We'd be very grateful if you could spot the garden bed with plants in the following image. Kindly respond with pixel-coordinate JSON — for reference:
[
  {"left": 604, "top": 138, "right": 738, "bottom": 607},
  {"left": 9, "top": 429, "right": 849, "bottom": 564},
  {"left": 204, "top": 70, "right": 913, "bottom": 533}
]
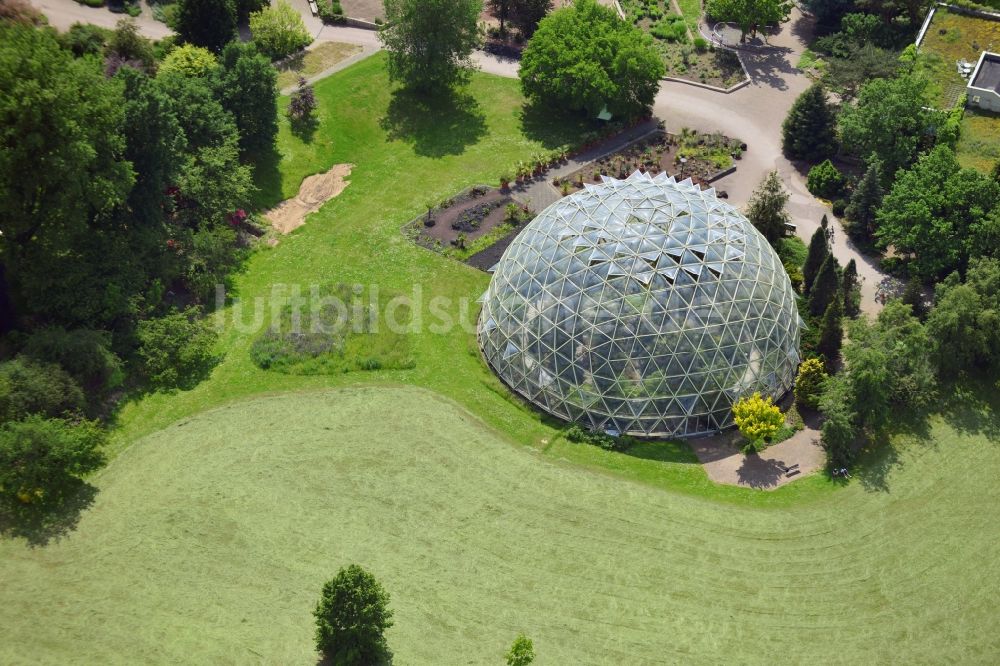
[
  {"left": 554, "top": 128, "right": 745, "bottom": 196},
  {"left": 403, "top": 185, "right": 535, "bottom": 263},
  {"left": 620, "top": 0, "right": 747, "bottom": 88}
]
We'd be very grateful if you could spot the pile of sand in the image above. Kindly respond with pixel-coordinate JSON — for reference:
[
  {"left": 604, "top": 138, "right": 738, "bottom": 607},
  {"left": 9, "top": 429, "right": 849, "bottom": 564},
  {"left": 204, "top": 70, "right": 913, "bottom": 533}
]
[{"left": 264, "top": 164, "right": 353, "bottom": 234}]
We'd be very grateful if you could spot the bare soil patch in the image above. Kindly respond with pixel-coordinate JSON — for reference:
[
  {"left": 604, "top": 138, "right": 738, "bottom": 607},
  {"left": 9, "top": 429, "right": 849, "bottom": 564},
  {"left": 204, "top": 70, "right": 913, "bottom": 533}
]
[{"left": 264, "top": 164, "right": 353, "bottom": 234}]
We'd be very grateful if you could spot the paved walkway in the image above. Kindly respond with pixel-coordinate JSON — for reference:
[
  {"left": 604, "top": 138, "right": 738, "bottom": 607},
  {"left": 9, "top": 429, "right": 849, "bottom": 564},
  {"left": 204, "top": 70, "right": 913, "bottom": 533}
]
[{"left": 688, "top": 426, "right": 825, "bottom": 490}]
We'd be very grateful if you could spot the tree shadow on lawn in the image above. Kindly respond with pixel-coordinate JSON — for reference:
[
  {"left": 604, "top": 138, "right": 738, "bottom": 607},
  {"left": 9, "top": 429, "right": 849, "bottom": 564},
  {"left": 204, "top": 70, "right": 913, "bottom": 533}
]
[
  {"left": 250, "top": 144, "right": 284, "bottom": 210},
  {"left": 517, "top": 101, "right": 601, "bottom": 151},
  {"left": 380, "top": 87, "right": 487, "bottom": 158},
  {"left": 940, "top": 377, "right": 1000, "bottom": 444},
  {"left": 624, "top": 439, "right": 700, "bottom": 464},
  {"left": 0, "top": 481, "right": 98, "bottom": 547}
]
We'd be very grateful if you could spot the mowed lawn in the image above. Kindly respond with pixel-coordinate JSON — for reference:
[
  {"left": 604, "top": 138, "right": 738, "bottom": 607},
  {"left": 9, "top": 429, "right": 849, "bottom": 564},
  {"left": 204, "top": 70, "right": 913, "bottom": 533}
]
[{"left": 2, "top": 387, "right": 998, "bottom": 663}]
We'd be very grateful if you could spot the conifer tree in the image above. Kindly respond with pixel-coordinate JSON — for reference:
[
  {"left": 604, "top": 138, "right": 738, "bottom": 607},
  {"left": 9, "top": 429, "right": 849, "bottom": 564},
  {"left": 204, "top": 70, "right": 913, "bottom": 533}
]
[
  {"left": 781, "top": 83, "right": 837, "bottom": 162},
  {"left": 842, "top": 258, "right": 860, "bottom": 317},
  {"left": 745, "top": 171, "right": 790, "bottom": 245},
  {"left": 845, "top": 154, "right": 883, "bottom": 241},
  {"left": 176, "top": 0, "right": 237, "bottom": 54},
  {"left": 803, "top": 225, "right": 829, "bottom": 295},
  {"left": 808, "top": 253, "right": 840, "bottom": 317},
  {"left": 817, "top": 299, "right": 844, "bottom": 367}
]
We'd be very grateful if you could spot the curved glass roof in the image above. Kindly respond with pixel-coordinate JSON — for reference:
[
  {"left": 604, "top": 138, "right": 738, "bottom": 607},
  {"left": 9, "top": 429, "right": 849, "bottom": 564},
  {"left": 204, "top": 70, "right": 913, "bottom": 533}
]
[{"left": 478, "top": 172, "right": 802, "bottom": 438}]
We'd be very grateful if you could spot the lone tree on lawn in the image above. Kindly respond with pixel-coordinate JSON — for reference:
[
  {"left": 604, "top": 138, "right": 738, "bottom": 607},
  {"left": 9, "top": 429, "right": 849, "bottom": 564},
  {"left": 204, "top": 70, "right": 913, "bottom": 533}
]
[
  {"left": 817, "top": 299, "right": 844, "bottom": 367},
  {"left": 802, "top": 224, "right": 829, "bottom": 295},
  {"left": 380, "top": 0, "right": 482, "bottom": 94},
  {"left": 745, "top": 170, "right": 789, "bottom": 245},
  {"left": 505, "top": 633, "right": 536, "bottom": 666},
  {"left": 732, "top": 392, "right": 784, "bottom": 452},
  {"left": 706, "top": 0, "right": 792, "bottom": 43},
  {"left": 176, "top": 0, "right": 237, "bottom": 54},
  {"left": 808, "top": 253, "right": 841, "bottom": 317},
  {"left": 845, "top": 154, "right": 883, "bottom": 242},
  {"left": 314, "top": 564, "right": 393, "bottom": 664},
  {"left": 782, "top": 83, "right": 837, "bottom": 162},
  {"left": 520, "top": 0, "right": 663, "bottom": 120}
]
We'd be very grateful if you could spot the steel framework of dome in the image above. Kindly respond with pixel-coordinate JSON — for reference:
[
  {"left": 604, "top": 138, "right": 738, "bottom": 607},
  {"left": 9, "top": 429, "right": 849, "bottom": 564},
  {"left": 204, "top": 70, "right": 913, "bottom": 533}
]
[{"left": 477, "top": 171, "right": 803, "bottom": 438}]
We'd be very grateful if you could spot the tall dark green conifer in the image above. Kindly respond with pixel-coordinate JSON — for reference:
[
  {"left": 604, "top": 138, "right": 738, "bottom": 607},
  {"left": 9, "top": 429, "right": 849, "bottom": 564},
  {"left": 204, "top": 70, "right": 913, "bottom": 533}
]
[
  {"left": 781, "top": 83, "right": 838, "bottom": 162},
  {"left": 817, "top": 299, "right": 844, "bottom": 367},
  {"left": 846, "top": 154, "right": 883, "bottom": 241},
  {"left": 842, "top": 258, "right": 860, "bottom": 317},
  {"left": 803, "top": 225, "right": 829, "bottom": 295},
  {"left": 809, "top": 253, "right": 841, "bottom": 317}
]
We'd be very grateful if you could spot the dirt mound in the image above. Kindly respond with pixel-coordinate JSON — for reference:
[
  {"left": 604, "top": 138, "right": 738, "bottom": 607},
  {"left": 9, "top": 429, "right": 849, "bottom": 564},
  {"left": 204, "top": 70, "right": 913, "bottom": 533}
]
[{"left": 265, "top": 164, "right": 353, "bottom": 234}]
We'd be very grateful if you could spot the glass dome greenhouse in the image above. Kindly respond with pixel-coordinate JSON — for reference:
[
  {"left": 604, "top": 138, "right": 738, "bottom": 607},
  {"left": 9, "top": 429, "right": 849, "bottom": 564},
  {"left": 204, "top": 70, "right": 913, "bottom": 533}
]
[{"left": 478, "top": 172, "right": 803, "bottom": 439}]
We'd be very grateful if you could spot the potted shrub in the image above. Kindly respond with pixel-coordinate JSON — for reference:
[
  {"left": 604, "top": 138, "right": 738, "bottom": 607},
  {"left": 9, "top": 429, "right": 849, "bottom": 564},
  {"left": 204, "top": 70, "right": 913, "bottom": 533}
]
[{"left": 499, "top": 173, "right": 511, "bottom": 190}]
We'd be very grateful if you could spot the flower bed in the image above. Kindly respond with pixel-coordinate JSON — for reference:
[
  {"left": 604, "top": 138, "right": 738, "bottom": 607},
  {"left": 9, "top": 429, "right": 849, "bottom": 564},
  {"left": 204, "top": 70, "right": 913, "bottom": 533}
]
[{"left": 554, "top": 128, "right": 745, "bottom": 195}]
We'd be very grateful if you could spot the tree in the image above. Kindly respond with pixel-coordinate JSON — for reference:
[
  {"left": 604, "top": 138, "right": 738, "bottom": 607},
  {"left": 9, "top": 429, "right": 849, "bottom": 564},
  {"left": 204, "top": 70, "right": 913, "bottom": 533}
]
[
  {"left": 802, "top": 226, "right": 829, "bottom": 295},
  {"left": 794, "top": 358, "right": 828, "bottom": 410},
  {"left": 0, "top": 25, "right": 133, "bottom": 325},
  {"left": 380, "top": 0, "right": 482, "bottom": 94},
  {"left": 105, "top": 18, "right": 155, "bottom": 73},
  {"left": 0, "top": 416, "right": 105, "bottom": 505},
  {"left": 136, "top": 307, "right": 219, "bottom": 390},
  {"left": 991, "top": 159, "right": 1000, "bottom": 184},
  {"left": 817, "top": 299, "right": 844, "bottom": 366},
  {"left": 511, "top": 0, "right": 551, "bottom": 37},
  {"left": 856, "top": 0, "right": 933, "bottom": 26},
  {"left": 314, "top": 564, "right": 393, "bottom": 664},
  {"left": 839, "top": 74, "right": 932, "bottom": 183},
  {"left": 781, "top": 84, "right": 837, "bottom": 162},
  {"left": 875, "top": 145, "right": 1000, "bottom": 280},
  {"left": 520, "top": 0, "right": 663, "bottom": 120},
  {"left": 20, "top": 328, "right": 123, "bottom": 395},
  {"left": 808, "top": 253, "right": 840, "bottom": 317},
  {"left": 0, "top": 358, "right": 86, "bottom": 422},
  {"left": 806, "top": 159, "right": 845, "bottom": 199},
  {"left": 59, "top": 23, "right": 111, "bottom": 57},
  {"left": 706, "top": 0, "right": 792, "bottom": 42},
  {"left": 926, "top": 259, "right": 1000, "bottom": 377},
  {"left": 819, "top": 374, "right": 858, "bottom": 468},
  {"left": 841, "top": 258, "right": 860, "bottom": 317},
  {"left": 215, "top": 41, "right": 279, "bottom": 154},
  {"left": 900, "top": 277, "right": 927, "bottom": 320},
  {"left": 249, "top": 0, "right": 312, "bottom": 61},
  {"left": 744, "top": 171, "right": 789, "bottom": 245},
  {"left": 288, "top": 77, "right": 317, "bottom": 123},
  {"left": 845, "top": 154, "right": 883, "bottom": 242},
  {"left": 732, "top": 392, "right": 784, "bottom": 450},
  {"left": 506, "top": 634, "right": 535, "bottom": 666},
  {"left": 801, "top": 0, "right": 856, "bottom": 30},
  {"left": 175, "top": 0, "right": 237, "bottom": 54},
  {"left": 488, "top": 0, "right": 514, "bottom": 35},
  {"left": 824, "top": 44, "right": 900, "bottom": 100},
  {"left": 159, "top": 44, "right": 219, "bottom": 78}
]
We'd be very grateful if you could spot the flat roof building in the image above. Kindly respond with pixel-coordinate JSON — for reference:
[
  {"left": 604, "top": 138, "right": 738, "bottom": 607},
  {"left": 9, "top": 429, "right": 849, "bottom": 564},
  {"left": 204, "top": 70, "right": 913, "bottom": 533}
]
[{"left": 968, "top": 52, "right": 1000, "bottom": 112}]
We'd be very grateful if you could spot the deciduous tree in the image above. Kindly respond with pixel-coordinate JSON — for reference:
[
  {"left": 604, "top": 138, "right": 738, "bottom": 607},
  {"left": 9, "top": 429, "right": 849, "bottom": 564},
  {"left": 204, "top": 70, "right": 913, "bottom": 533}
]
[
  {"left": 314, "top": 564, "right": 394, "bottom": 663},
  {"left": 875, "top": 145, "right": 1000, "bottom": 280},
  {"left": 215, "top": 41, "right": 279, "bottom": 154},
  {"left": 706, "top": 0, "right": 792, "bottom": 42},
  {"left": 520, "top": 0, "right": 663, "bottom": 120},
  {"left": 732, "top": 392, "right": 784, "bottom": 451},
  {"left": 249, "top": 0, "right": 313, "bottom": 61},
  {"left": 839, "top": 74, "right": 932, "bottom": 183},
  {"left": 506, "top": 634, "right": 535, "bottom": 666},
  {"left": 380, "top": 0, "right": 482, "bottom": 93}
]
